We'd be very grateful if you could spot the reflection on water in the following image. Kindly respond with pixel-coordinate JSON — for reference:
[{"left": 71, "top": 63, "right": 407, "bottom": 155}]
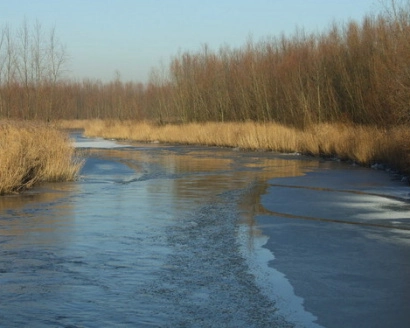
[
  {"left": 0, "top": 183, "right": 78, "bottom": 248},
  {"left": 86, "top": 145, "right": 320, "bottom": 203},
  {"left": 0, "top": 135, "right": 325, "bottom": 327}
]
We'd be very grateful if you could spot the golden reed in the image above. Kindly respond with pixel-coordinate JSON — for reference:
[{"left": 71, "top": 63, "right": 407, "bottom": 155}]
[
  {"left": 59, "top": 119, "right": 410, "bottom": 175},
  {"left": 0, "top": 121, "right": 83, "bottom": 195}
]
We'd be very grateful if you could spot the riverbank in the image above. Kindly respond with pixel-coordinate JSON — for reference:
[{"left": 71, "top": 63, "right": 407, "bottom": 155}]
[
  {"left": 58, "top": 119, "right": 410, "bottom": 177},
  {"left": 0, "top": 121, "right": 83, "bottom": 195}
]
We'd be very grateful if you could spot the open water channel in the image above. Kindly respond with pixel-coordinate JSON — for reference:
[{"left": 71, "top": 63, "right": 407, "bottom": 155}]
[{"left": 1, "top": 132, "right": 410, "bottom": 327}]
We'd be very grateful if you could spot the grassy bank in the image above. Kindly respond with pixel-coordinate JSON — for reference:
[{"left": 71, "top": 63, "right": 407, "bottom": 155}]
[
  {"left": 0, "top": 121, "right": 83, "bottom": 195},
  {"left": 61, "top": 119, "right": 410, "bottom": 175},
  {"left": 2, "top": 4, "right": 410, "bottom": 181}
]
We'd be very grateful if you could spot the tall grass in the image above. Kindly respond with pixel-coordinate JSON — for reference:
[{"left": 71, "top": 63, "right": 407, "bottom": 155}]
[
  {"left": 0, "top": 121, "right": 83, "bottom": 195},
  {"left": 2, "top": 3, "right": 410, "bottom": 179},
  {"left": 77, "top": 120, "right": 410, "bottom": 174}
]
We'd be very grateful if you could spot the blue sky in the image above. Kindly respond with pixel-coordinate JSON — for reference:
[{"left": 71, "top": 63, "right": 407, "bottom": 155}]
[{"left": 0, "top": 0, "right": 379, "bottom": 82}]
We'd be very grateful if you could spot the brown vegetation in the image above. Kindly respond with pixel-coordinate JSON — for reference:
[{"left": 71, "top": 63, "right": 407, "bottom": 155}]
[
  {"left": 70, "top": 119, "right": 409, "bottom": 174},
  {"left": 0, "top": 121, "right": 83, "bottom": 195},
  {"left": 1, "top": 2, "right": 410, "bottom": 185},
  {"left": 1, "top": 3, "right": 410, "bottom": 126}
]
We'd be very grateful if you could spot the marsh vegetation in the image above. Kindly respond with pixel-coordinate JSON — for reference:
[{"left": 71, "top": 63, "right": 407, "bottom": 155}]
[
  {"left": 61, "top": 119, "right": 408, "bottom": 174},
  {"left": 0, "top": 121, "right": 82, "bottom": 195},
  {"left": 1, "top": 1, "right": 410, "bottom": 193}
]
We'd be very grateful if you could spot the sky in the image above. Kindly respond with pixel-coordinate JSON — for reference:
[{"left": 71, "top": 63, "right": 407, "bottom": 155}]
[{"left": 0, "top": 0, "right": 381, "bottom": 83}]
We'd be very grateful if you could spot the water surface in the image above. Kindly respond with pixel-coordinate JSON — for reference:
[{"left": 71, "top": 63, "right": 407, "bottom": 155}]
[{"left": 0, "top": 133, "right": 409, "bottom": 327}]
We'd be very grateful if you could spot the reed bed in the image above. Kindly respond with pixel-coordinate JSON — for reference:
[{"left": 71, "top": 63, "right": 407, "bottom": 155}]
[
  {"left": 73, "top": 119, "right": 409, "bottom": 175},
  {"left": 0, "top": 121, "right": 83, "bottom": 195}
]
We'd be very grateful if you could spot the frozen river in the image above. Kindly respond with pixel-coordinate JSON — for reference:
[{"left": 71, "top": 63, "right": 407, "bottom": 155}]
[{"left": 0, "top": 132, "right": 409, "bottom": 327}]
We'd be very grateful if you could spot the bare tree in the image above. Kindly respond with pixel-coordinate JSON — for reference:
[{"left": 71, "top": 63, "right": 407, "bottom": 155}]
[
  {"left": 31, "top": 20, "right": 46, "bottom": 84},
  {"left": 16, "top": 19, "right": 30, "bottom": 86},
  {"left": 48, "top": 25, "right": 68, "bottom": 84}
]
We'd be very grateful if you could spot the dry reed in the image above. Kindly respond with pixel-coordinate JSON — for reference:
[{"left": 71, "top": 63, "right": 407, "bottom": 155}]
[
  {"left": 0, "top": 121, "right": 83, "bottom": 195},
  {"left": 69, "top": 119, "right": 409, "bottom": 174}
]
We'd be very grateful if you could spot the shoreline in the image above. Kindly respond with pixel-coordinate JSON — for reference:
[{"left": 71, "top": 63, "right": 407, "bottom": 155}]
[{"left": 58, "top": 119, "right": 410, "bottom": 182}]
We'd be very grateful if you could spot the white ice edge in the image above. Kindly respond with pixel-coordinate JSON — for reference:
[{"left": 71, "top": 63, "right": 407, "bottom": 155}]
[
  {"left": 238, "top": 225, "right": 325, "bottom": 328},
  {"left": 74, "top": 138, "right": 131, "bottom": 149}
]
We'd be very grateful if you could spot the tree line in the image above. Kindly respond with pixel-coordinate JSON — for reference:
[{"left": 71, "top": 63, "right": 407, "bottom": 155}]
[
  {"left": 0, "top": 20, "right": 68, "bottom": 119},
  {"left": 1, "top": 2, "right": 410, "bottom": 127}
]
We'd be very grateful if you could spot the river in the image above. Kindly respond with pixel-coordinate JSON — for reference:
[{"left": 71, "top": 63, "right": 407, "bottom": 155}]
[{"left": 0, "top": 132, "right": 409, "bottom": 327}]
